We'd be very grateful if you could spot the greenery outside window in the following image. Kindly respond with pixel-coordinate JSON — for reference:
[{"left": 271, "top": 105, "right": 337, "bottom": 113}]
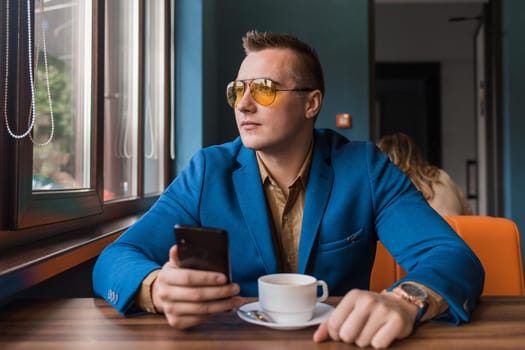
[{"left": 32, "top": 0, "right": 92, "bottom": 192}]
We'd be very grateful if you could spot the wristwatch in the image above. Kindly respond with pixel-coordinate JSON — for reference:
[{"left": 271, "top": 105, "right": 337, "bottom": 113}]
[{"left": 392, "top": 282, "right": 429, "bottom": 323}]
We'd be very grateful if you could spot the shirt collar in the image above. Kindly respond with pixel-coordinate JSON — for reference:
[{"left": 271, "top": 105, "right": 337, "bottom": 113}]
[{"left": 256, "top": 141, "right": 313, "bottom": 188}]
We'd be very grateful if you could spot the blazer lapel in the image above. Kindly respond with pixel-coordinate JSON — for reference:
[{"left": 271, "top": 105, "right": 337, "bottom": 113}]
[
  {"left": 233, "top": 147, "right": 279, "bottom": 274},
  {"left": 298, "top": 134, "right": 333, "bottom": 273}
]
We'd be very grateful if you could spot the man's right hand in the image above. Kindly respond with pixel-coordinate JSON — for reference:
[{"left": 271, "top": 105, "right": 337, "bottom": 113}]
[{"left": 152, "top": 245, "right": 244, "bottom": 329}]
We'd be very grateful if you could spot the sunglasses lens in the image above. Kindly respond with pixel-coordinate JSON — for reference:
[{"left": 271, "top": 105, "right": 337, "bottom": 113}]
[
  {"left": 251, "top": 79, "right": 276, "bottom": 106},
  {"left": 226, "top": 79, "right": 277, "bottom": 108},
  {"left": 226, "top": 81, "right": 245, "bottom": 108}
]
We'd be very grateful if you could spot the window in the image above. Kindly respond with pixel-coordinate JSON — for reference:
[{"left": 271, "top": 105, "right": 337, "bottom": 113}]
[
  {"left": 104, "top": 0, "right": 140, "bottom": 200},
  {"left": 104, "top": 0, "right": 167, "bottom": 201},
  {"left": 32, "top": 0, "right": 92, "bottom": 191},
  {"left": 143, "top": 0, "right": 167, "bottom": 196},
  {"left": 0, "top": 0, "right": 172, "bottom": 246}
]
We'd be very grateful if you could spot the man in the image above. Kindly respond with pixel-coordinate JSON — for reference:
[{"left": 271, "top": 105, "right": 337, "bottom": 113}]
[{"left": 93, "top": 30, "right": 483, "bottom": 348}]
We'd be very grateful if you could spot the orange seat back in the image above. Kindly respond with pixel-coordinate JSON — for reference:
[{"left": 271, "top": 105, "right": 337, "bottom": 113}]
[
  {"left": 370, "top": 241, "right": 407, "bottom": 292},
  {"left": 445, "top": 215, "right": 525, "bottom": 296},
  {"left": 370, "top": 216, "right": 525, "bottom": 296},
  {"left": 370, "top": 240, "right": 397, "bottom": 292}
]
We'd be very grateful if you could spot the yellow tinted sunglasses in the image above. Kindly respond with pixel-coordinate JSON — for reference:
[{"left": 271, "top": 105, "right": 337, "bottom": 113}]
[{"left": 226, "top": 78, "right": 315, "bottom": 108}]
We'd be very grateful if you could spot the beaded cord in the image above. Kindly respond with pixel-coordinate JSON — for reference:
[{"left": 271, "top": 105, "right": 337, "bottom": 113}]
[{"left": 3, "top": 0, "right": 54, "bottom": 146}]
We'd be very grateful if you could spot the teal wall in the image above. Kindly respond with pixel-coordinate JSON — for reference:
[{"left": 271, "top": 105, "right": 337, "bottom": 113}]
[
  {"left": 502, "top": 0, "right": 525, "bottom": 265},
  {"left": 212, "top": 0, "right": 370, "bottom": 144},
  {"left": 175, "top": 0, "right": 370, "bottom": 172},
  {"left": 174, "top": 0, "right": 204, "bottom": 171}
]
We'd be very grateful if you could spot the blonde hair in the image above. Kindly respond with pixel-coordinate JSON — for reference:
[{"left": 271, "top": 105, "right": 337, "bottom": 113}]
[{"left": 377, "top": 133, "right": 441, "bottom": 201}]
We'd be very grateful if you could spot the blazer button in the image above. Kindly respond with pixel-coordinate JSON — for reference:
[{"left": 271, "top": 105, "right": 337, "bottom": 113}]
[{"left": 107, "top": 290, "right": 116, "bottom": 303}]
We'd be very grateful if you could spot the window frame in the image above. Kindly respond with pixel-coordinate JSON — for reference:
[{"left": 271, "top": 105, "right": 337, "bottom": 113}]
[{"left": 0, "top": 0, "right": 172, "bottom": 249}]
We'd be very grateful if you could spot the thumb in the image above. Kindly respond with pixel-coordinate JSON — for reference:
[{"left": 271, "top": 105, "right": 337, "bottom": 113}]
[
  {"left": 313, "top": 320, "right": 329, "bottom": 343},
  {"left": 169, "top": 244, "right": 181, "bottom": 267}
]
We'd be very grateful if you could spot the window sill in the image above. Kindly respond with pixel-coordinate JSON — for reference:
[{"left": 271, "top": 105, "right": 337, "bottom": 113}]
[{"left": 0, "top": 214, "right": 142, "bottom": 302}]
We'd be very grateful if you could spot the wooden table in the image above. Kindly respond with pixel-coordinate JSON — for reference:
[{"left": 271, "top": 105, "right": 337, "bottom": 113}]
[{"left": 1, "top": 297, "right": 524, "bottom": 349}]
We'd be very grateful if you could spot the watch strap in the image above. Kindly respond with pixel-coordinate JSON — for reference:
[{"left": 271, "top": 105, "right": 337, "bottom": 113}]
[
  {"left": 415, "top": 299, "right": 429, "bottom": 324},
  {"left": 391, "top": 282, "right": 429, "bottom": 325}
]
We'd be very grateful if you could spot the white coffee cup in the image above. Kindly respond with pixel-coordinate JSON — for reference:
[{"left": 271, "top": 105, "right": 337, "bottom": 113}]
[{"left": 258, "top": 273, "right": 329, "bottom": 324}]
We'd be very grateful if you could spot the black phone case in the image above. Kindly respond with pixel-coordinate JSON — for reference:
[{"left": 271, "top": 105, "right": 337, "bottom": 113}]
[{"left": 174, "top": 225, "right": 231, "bottom": 282}]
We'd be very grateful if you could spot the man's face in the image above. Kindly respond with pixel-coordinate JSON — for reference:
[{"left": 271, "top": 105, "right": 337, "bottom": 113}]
[{"left": 233, "top": 48, "right": 315, "bottom": 153}]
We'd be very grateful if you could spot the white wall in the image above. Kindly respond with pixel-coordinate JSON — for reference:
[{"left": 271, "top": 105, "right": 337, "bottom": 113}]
[
  {"left": 375, "top": 2, "right": 483, "bottom": 198},
  {"left": 441, "top": 60, "right": 476, "bottom": 191}
]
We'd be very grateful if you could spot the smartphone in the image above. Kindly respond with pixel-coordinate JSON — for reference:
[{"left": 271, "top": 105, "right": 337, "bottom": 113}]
[{"left": 174, "top": 224, "right": 231, "bottom": 283}]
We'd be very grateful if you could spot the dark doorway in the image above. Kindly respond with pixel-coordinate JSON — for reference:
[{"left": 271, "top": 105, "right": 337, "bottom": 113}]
[{"left": 375, "top": 63, "right": 441, "bottom": 167}]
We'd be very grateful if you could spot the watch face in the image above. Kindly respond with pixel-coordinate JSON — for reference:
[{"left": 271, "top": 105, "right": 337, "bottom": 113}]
[{"left": 401, "top": 283, "right": 427, "bottom": 299}]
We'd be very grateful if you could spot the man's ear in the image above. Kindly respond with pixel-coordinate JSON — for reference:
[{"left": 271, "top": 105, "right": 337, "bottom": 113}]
[{"left": 305, "top": 90, "right": 323, "bottom": 120}]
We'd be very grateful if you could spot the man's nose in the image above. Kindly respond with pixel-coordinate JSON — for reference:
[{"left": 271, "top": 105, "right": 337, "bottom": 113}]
[{"left": 235, "top": 85, "right": 255, "bottom": 110}]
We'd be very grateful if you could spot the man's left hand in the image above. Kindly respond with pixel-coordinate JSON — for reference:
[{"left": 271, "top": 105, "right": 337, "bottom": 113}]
[{"left": 313, "top": 289, "right": 419, "bottom": 348}]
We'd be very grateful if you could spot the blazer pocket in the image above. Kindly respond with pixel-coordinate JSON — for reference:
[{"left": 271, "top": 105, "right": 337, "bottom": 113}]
[{"left": 318, "top": 228, "right": 365, "bottom": 253}]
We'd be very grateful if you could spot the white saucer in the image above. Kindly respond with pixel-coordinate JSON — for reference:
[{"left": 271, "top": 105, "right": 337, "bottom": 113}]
[{"left": 237, "top": 301, "right": 334, "bottom": 331}]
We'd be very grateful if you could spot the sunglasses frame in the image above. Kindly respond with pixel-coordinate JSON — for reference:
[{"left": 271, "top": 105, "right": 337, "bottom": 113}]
[{"left": 226, "top": 78, "right": 315, "bottom": 108}]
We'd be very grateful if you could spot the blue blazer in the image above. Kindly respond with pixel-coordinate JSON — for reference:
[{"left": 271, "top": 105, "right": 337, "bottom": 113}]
[{"left": 93, "top": 129, "right": 484, "bottom": 324}]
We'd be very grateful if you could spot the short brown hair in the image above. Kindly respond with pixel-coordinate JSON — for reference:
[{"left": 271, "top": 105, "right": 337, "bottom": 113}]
[{"left": 242, "top": 30, "right": 325, "bottom": 97}]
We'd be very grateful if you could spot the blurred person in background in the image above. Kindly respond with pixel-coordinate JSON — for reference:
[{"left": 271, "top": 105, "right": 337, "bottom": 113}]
[{"left": 377, "top": 132, "right": 472, "bottom": 216}]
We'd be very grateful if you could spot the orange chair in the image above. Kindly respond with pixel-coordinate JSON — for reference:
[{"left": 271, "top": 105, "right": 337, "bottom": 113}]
[
  {"left": 445, "top": 215, "right": 525, "bottom": 296},
  {"left": 370, "top": 216, "right": 525, "bottom": 296},
  {"left": 370, "top": 240, "right": 397, "bottom": 292}
]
